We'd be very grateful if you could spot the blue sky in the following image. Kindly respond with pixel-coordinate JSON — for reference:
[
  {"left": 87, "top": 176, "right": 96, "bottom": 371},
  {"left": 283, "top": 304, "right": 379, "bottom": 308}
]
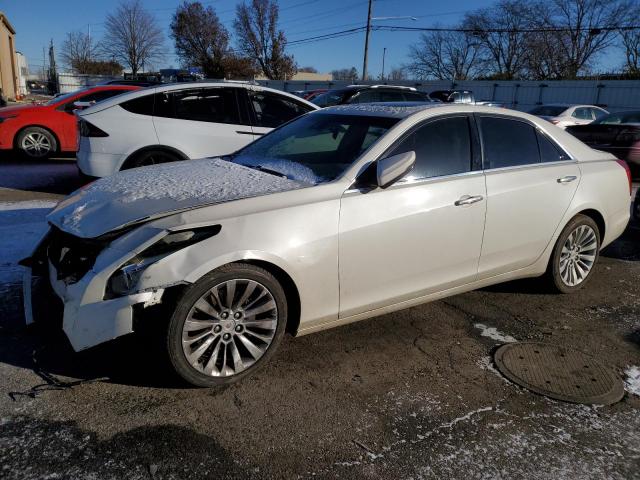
[{"left": 2, "top": 0, "right": 500, "bottom": 77}]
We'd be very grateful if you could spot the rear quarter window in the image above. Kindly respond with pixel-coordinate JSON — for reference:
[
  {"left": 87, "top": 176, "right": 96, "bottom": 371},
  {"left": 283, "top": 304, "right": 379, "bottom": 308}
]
[{"left": 121, "top": 94, "right": 155, "bottom": 115}]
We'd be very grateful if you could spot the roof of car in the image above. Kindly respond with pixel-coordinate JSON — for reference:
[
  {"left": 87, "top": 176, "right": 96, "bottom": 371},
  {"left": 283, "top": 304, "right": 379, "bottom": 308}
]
[
  {"left": 320, "top": 103, "right": 449, "bottom": 118},
  {"left": 79, "top": 81, "right": 319, "bottom": 115}
]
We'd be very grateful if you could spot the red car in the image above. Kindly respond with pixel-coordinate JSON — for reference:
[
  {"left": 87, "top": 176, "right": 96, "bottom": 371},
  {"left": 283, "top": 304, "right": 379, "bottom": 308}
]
[{"left": 0, "top": 85, "right": 140, "bottom": 159}]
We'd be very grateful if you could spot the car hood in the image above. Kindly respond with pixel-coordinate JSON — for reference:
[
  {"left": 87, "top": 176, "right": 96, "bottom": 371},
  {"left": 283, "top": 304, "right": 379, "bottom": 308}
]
[
  {"left": 48, "top": 158, "right": 308, "bottom": 238},
  {"left": 0, "top": 103, "right": 45, "bottom": 116}
]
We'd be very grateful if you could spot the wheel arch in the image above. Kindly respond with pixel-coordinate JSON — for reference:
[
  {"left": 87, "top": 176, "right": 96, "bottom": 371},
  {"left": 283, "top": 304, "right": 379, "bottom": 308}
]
[
  {"left": 120, "top": 144, "right": 189, "bottom": 171},
  {"left": 576, "top": 208, "right": 606, "bottom": 241},
  {"left": 239, "top": 259, "right": 302, "bottom": 336},
  {"left": 13, "top": 124, "right": 61, "bottom": 153}
]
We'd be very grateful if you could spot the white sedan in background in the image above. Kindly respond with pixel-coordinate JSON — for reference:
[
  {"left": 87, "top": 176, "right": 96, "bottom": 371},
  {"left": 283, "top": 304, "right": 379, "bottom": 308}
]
[
  {"left": 75, "top": 82, "right": 318, "bottom": 177},
  {"left": 530, "top": 103, "right": 609, "bottom": 129},
  {"left": 25, "top": 104, "right": 631, "bottom": 387}
]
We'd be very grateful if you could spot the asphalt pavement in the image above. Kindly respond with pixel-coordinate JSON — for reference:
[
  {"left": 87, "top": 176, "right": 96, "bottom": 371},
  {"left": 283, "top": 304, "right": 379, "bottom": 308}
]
[{"left": 0, "top": 156, "right": 639, "bottom": 479}]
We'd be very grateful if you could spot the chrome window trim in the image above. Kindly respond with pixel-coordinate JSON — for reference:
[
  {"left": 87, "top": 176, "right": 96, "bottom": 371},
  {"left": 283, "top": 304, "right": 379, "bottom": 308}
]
[
  {"left": 482, "top": 159, "right": 579, "bottom": 176},
  {"left": 344, "top": 169, "right": 484, "bottom": 196}
]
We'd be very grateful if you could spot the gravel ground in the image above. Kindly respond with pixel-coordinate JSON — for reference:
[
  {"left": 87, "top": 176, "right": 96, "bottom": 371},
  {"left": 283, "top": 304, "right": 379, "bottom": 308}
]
[{"left": 0, "top": 158, "right": 639, "bottom": 479}]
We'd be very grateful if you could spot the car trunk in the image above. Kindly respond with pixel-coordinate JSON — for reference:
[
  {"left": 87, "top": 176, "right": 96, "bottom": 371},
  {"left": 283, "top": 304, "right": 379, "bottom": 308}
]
[{"left": 566, "top": 124, "right": 640, "bottom": 148}]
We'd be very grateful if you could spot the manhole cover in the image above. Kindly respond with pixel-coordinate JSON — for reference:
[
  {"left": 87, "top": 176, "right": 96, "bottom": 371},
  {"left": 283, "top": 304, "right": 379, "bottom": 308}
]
[{"left": 494, "top": 342, "right": 624, "bottom": 405}]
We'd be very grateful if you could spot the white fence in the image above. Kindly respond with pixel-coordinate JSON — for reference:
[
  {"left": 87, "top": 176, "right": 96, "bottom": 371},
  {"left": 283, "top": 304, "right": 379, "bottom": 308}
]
[
  {"left": 257, "top": 79, "right": 640, "bottom": 113},
  {"left": 57, "top": 73, "right": 120, "bottom": 93},
  {"left": 56, "top": 72, "right": 640, "bottom": 113}
]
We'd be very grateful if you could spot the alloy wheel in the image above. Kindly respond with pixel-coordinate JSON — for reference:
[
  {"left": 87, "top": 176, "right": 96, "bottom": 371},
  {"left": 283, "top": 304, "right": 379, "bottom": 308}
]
[
  {"left": 21, "top": 132, "right": 51, "bottom": 157},
  {"left": 559, "top": 225, "right": 598, "bottom": 287},
  {"left": 181, "top": 279, "right": 278, "bottom": 377}
]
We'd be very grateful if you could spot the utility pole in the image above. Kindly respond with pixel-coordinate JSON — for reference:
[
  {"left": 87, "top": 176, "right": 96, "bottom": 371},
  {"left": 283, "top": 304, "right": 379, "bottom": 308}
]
[
  {"left": 361, "top": 0, "right": 373, "bottom": 82},
  {"left": 381, "top": 47, "right": 387, "bottom": 81}
]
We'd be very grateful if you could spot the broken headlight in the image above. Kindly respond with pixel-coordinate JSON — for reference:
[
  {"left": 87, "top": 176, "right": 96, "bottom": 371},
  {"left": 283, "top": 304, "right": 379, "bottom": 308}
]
[{"left": 106, "top": 225, "right": 221, "bottom": 298}]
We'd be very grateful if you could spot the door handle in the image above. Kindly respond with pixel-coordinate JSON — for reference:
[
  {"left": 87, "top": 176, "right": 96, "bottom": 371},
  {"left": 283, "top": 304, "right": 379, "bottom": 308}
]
[
  {"left": 454, "top": 195, "right": 484, "bottom": 206},
  {"left": 236, "top": 130, "right": 254, "bottom": 135},
  {"left": 557, "top": 175, "right": 577, "bottom": 184}
]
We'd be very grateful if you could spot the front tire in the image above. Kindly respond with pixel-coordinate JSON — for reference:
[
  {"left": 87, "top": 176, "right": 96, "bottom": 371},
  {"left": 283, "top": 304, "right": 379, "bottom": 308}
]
[
  {"left": 16, "top": 127, "right": 57, "bottom": 159},
  {"left": 167, "top": 264, "right": 287, "bottom": 387},
  {"left": 548, "top": 214, "right": 600, "bottom": 293}
]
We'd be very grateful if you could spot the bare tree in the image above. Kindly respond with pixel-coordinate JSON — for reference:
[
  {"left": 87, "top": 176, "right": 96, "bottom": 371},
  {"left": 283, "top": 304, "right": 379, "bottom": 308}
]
[
  {"left": 388, "top": 67, "right": 407, "bottom": 81},
  {"left": 102, "top": 0, "right": 164, "bottom": 74},
  {"left": 331, "top": 67, "right": 358, "bottom": 81},
  {"left": 298, "top": 66, "right": 318, "bottom": 73},
  {"left": 406, "top": 29, "right": 484, "bottom": 80},
  {"left": 620, "top": 26, "right": 640, "bottom": 75},
  {"left": 234, "top": 0, "right": 296, "bottom": 80},
  {"left": 171, "top": 1, "right": 230, "bottom": 78},
  {"left": 531, "top": 0, "right": 632, "bottom": 79},
  {"left": 463, "top": 0, "right": 532, "bottom": 79},
  {"left": 61, "top": 31, "right": 98, "bottom": 74}
]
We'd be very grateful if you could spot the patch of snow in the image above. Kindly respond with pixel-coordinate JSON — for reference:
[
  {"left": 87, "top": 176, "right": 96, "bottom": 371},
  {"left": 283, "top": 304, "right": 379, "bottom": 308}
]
[
  {"left": 0, "top": 200, "right": 56, "bottom": 284},
  {"left": 439, "top": 406, "right": 493, "bottom": 429},
  {"left": 624, "top": 366, "right": 640, "bottom": 396},
  {"left": 473, "top": 323, "right": 517, "bottom": 343},
  {"left": 233, "top": 156, "right": 324, "bottom": 184},
  {"left": 476, "top": 355, "right": 516, "bottom": 386},
  {"left": 48, "top": 158, "right": 307, "bottom": 237},
  {"left": 327, "top": 103, "right": 435, "bottom": 118}
]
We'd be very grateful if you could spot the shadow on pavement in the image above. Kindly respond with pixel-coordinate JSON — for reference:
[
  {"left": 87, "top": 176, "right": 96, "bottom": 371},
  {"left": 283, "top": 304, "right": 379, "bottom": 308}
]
[
  {"left": 1, "top": 417, "right": 246, "bottom": 479},
  {"left": 0, "top": 153, "right": 84, "bottom": 195}
]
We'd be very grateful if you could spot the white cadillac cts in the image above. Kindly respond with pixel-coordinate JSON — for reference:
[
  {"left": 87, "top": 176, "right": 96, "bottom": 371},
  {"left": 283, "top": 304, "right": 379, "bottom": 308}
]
[{"left": 24, "top": 104, "right": 631, "bottom": 387}]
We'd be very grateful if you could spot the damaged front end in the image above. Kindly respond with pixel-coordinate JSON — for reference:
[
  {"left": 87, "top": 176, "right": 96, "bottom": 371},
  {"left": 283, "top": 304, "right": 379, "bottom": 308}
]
[{"left": 22, "top": 224, "right": 173, "bottom": 351}]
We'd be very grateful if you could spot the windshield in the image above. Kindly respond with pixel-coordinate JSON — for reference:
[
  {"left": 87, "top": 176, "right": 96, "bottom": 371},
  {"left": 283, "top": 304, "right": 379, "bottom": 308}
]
[
  {"left": 594, "top": 111, "right": 640, "bottom": 125},
  {"left": 228, "top": 113, "right": 398, "bottom": 184},
  {"left": 311, "top": 89, "right": 349, "bottom": 107},
  {"left": 45, "top": 88, "right": 89, "bottom": 106},
  {"left": 530, "top": 105, "right": 568, "bottom": 117}
]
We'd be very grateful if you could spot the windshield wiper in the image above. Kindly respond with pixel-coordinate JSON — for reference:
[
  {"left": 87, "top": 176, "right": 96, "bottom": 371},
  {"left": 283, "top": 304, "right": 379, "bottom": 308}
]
[{"left": 249, "top": 165, "right": 287, "bottom": 178}]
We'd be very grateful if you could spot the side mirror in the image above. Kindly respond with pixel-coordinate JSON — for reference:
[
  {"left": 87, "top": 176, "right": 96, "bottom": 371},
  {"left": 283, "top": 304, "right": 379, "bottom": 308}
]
[{"left": 376, "top": 151, "right": 416, "bottom": 189}]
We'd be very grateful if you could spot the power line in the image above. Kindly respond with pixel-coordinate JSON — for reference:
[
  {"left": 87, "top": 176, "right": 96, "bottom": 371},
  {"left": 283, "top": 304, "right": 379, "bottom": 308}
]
[{"left": 375, "top": 24, "right": 640, "bottom": 34}]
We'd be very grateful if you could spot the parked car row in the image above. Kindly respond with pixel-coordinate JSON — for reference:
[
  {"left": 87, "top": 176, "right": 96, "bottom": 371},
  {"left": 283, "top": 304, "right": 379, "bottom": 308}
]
[{"left": 0, "top": 82, "right": 635, "bottom": 184}]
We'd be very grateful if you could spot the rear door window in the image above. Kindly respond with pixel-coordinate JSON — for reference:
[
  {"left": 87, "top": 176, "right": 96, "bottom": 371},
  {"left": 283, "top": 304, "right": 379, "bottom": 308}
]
[
  {"left": 572, "top": 108, "right": 592, "bottom": 120},
  {"left": 403, "top": 91, "right": 428, "bottom": 102},
  {"left": 250, "top": 91, "right": 312, "bottom": 128},
  {"left": 385, "top": 116, "right": 472, "bottom": 179},
  {"left": 378, "top": 90, "right": 406, "bottom": 102},
  {"left": 479, "top": 116, "right": 540, "bottom": 168},
  {"left": 167, "top": 88, "right": 241, "bottom": 124},
  {"left": 350, "top": 90, "right": 379, "bottom": 104}
]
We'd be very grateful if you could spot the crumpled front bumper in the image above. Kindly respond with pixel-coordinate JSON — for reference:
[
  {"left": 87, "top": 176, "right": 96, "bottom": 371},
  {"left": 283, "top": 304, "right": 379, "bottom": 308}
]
[
  {"left": 23, "top": 261, "right": 163, "bottom": 351},
  {"left": 23, "top": 225, "right": 169, "bottom": 352}
]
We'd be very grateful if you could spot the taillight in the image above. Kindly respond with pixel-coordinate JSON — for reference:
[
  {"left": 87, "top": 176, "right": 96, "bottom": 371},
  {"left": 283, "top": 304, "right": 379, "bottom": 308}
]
[
  {"left": 79, "top": 119, "right": 108, "bottom": 137},
  {"left": 615, "top": 159, "right": 632, "bottom": 196}
]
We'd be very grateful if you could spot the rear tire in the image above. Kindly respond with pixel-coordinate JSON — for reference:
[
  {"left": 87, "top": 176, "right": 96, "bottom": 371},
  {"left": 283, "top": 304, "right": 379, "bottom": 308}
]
[
  {"left": 547, "top": 214, "right": 600, "bottom": 293},
  {"left": 16, "top": 127, "right": 57, "bottom": 159},
  {"left": 123, "top": 149, "right": 181, "bottom": 170},
  {"left": 166, "top": 264, "right": 287, "bottom": 387}
]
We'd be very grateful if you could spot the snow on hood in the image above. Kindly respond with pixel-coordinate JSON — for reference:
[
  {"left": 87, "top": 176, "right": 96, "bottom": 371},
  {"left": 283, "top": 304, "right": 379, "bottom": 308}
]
[
  {"left": 233, "top": 155, "right": 325, "bottom": 184},
  {"left": 48, "top": 158, "right": 307, "bottom": 238}
]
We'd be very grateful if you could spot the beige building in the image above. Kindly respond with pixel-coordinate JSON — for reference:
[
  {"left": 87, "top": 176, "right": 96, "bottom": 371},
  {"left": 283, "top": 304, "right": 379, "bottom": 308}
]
[{"left": 0, "top": 12, "right": 17, "bottom": 100}]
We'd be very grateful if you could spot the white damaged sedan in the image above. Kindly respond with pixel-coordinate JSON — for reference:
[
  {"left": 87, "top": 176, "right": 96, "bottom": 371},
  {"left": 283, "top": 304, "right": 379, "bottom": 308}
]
[{"left": 24, "top": 104, "right": 632, "bottom": 386}]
